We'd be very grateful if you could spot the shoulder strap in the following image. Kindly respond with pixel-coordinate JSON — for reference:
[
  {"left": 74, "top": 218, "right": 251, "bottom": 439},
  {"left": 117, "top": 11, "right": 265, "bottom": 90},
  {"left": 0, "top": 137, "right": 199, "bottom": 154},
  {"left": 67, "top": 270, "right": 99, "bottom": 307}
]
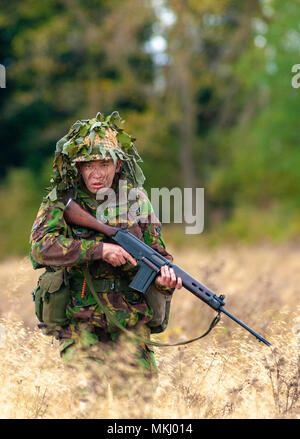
[{"left": 82, "top": 266, "right": 220, "bottom": 348}]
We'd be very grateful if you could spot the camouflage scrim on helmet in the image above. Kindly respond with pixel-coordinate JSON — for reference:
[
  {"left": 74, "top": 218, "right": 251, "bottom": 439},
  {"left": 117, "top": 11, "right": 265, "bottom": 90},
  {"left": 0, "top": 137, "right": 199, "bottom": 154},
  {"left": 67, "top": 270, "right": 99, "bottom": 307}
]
[
  {"left": 47, "top": 111, "right": 145, "bottom": 203},
  {"left": 72, "top": 127, "right": 123, "bottom": 163}
]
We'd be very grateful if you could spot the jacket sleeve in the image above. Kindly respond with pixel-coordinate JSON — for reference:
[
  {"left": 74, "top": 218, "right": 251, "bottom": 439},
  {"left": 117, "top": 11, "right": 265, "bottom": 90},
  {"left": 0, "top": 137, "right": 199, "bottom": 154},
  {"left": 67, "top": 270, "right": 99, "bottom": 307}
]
[{"left": 30, "top": 200, "right": 103, "bottom": 268}]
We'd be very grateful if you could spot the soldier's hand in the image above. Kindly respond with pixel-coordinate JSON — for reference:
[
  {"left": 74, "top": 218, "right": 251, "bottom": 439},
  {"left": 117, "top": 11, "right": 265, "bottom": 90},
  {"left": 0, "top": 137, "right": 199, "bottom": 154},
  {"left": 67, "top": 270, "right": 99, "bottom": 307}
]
[
  {"left": 155, "top": 265, "right": 182, "bottom": 289},
  {"left": 102, "top": 243, "right": 137, "bottom": 267}
]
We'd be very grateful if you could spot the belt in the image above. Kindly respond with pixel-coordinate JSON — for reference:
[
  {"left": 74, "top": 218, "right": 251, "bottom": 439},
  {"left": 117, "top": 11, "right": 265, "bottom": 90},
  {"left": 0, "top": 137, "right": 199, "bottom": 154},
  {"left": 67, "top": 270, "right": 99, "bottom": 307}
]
[{"left": 70, "top": 276, "right": 132, "bottom": 293}]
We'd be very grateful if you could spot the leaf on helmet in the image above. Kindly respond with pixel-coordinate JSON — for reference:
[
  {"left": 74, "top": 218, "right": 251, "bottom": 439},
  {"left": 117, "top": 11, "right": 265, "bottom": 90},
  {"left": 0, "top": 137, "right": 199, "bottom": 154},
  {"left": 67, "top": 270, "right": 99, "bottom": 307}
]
[
  {"left": 48, "top": 186, "right": 57, "bottom": 202},
  {"left": 117, "top": 131, "right": 131, "bottom": 149},
  {"left": 89, "top": 131, "right": 96, "bottom": 148},
  {"left": 109, "top": 149, "right": 118, "bottom": 165},
  {"left": 90, "top": 121, "right": 102, "bottom": 132},
  {"left": 79, "top": 124, "right": 89, "bottom": 137},
  {"left": 99, "top": 143, "right": 107, "bottom": 158}
]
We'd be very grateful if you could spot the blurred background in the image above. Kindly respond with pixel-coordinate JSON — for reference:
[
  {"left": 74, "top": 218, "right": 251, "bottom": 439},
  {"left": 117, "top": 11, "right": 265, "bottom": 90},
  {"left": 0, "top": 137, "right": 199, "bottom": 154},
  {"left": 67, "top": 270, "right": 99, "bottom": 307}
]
[
  {"left": 1, "top": 2, "right": 300, "bottom": 419},
  {"left": 1, "top": 0, "right": 300, "bottom": 260}
]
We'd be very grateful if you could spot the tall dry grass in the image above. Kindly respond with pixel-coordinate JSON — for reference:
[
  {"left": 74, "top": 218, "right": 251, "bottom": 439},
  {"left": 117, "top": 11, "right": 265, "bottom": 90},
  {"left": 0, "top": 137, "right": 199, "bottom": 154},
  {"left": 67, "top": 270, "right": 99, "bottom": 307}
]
[{"left": 0, "top": 242, "right": 299, "bottom": 419}]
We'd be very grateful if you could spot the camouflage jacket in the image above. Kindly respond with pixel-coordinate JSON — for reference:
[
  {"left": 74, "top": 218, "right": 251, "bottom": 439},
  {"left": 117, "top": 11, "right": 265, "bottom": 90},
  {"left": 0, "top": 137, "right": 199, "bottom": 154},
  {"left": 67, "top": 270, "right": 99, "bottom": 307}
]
[{"left": 30, "top": 182, "right": 173, "bottom": 301}]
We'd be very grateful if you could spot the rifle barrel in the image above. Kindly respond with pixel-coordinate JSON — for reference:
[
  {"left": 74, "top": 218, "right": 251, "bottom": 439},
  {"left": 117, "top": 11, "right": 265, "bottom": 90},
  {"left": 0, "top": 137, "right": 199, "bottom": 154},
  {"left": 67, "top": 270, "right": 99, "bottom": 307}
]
[{"left": 220, "top": 307, "right": 271, "bottom": 346}]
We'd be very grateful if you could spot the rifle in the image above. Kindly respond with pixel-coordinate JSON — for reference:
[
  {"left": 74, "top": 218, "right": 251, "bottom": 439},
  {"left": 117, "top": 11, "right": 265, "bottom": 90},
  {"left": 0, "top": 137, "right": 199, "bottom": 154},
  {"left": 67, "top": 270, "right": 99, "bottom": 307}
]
[{"left": 64, "top": 198, "right": 271, "bottom": 347}]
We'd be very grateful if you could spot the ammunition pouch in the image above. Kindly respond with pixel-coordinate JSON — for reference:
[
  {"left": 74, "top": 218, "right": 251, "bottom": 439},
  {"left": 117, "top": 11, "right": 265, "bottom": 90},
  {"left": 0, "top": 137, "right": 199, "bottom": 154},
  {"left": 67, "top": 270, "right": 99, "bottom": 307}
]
[
  {"left": 32, "top": 268, "right": 71, "bottom": 327},
  {"left": 145, "top": 285, "right": 172, "bottom": 334},
  {"left": 31, "top": 268, "right": 172, "bottom": 334}
]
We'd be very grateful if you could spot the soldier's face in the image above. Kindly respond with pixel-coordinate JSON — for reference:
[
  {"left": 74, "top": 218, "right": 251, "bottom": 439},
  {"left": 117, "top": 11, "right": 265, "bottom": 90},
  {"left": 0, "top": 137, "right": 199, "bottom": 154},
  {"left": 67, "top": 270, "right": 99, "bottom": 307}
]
[{"left": 78, "top": 159, "right": 121, "bottom": 194}]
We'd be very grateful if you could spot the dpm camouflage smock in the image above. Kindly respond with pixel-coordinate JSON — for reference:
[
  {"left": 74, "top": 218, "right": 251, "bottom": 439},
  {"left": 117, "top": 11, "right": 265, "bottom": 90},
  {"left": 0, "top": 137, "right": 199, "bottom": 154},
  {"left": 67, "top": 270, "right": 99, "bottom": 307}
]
[{"left": 30, "top": 181, "right": 173, "bottom": 372}]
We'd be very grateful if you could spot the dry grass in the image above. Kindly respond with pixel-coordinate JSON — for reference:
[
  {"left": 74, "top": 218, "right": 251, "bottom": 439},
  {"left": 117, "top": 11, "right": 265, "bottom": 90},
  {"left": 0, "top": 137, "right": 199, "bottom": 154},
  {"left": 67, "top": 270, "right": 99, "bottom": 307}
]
[{"left": 0, "top": 241, "right": 300, "bottom": 419}]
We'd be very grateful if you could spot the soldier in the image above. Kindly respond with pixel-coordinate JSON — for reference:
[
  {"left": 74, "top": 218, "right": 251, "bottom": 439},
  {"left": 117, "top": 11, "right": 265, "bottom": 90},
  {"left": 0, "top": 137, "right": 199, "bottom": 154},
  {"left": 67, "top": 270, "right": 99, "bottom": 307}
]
[{"left": 30, "top": 111, "right": 182, "bottom": 374}]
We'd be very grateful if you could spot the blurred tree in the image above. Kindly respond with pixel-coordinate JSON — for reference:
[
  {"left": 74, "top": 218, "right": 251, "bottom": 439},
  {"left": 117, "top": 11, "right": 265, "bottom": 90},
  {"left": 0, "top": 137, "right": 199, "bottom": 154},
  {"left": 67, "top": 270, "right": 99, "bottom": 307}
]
[
  {"left": 147, "top": 0, "right": 261, "bottom": 225},
  {"left": 209, "top": 0, "right": 300, "bottom": 217},
  {"left": 162, "top": 0, "right": 230, "bottom": 189},
  {"left": 0, "top": 0, "right": 156, "bottom": 177}
]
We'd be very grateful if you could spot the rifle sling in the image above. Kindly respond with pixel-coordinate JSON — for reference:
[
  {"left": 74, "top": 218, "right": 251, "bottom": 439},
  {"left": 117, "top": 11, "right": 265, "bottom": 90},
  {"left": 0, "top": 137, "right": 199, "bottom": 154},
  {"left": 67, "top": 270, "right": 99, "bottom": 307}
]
[{"left": 82, "top": 266, "right": 221, "bottom": 348}]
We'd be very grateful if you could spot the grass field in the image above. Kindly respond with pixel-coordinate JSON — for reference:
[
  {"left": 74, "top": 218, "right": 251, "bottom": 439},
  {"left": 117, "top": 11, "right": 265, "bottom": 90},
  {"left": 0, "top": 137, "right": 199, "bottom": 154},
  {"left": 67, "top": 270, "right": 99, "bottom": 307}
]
[{"left": 0, "top": 242, "right": 299, "bottom": 419}]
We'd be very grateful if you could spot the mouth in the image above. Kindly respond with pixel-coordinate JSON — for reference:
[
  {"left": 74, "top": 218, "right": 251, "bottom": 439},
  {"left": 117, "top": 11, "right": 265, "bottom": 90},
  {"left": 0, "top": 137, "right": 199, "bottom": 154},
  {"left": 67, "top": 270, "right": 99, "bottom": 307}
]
[{"left": 92, "top": 182, "right": 105, "bottom": 188}]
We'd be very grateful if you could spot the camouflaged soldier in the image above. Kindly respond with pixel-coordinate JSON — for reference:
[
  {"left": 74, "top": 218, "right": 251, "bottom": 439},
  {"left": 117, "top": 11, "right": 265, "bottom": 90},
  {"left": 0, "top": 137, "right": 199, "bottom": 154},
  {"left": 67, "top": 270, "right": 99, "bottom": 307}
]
[{"left": 30, "top": 111, "right": 182, "bottom": 373}]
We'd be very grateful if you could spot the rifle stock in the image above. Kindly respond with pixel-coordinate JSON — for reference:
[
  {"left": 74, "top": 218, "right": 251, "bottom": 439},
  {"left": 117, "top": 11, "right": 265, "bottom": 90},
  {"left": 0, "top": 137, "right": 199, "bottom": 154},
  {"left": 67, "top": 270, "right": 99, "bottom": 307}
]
[{"left": 64, "top": 198, "right": 118, "bottom": 237}]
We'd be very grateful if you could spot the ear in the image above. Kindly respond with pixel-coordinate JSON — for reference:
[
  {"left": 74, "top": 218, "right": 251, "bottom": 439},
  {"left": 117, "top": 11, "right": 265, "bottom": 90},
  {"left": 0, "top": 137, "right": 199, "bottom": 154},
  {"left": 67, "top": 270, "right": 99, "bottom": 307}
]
[{"left": 115, "top": 159, "right": 121, "bottom": 173}]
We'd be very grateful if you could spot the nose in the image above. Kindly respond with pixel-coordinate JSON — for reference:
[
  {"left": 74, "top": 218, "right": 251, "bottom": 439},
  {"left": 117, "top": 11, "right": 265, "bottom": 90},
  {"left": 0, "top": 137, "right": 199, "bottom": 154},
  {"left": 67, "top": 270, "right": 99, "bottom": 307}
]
[{"left": 92, "top": 166, "right": 105, "bottom": 178}]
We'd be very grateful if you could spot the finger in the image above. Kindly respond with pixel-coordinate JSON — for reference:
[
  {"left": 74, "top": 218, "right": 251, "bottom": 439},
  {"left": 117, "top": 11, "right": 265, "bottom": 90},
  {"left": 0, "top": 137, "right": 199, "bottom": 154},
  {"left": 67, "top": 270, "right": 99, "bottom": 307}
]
[
  {"left": 161, "top": 265, "right": 170, "bottom": 275},
  {"left": 161, "top": 265, "right": 170, "bottom": 283},
  {"left": 122, "top": 250, "right": 137, "bottom": 266},
  {"left": 111, "top": 257, "right": 120, "bottom": 267},
  {"left": 176, "top": 277, "right": 183, "bottom": 289},
  {"left": 119, "top": 256, "right": 127, "bottom": 265},
  {"left": 169, "top": 268, "right": 177, "bottom": 288},
  {"left": 110, "top": 253, "right": 125, "bottom": 266},
  {"left": 159, "top": 266, "right": 165, "bottom": 279},
  {"left": 157, "top": 267, "right": 166, "bottom": 286},
  {"left": 155, "top": 275, "right": 163, "bottom": 286}
]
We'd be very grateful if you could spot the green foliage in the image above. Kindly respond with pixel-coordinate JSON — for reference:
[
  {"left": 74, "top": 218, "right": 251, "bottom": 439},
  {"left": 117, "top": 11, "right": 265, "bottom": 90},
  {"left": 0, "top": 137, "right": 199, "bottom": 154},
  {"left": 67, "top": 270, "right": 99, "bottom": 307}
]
[
  {"left": 0, "top": 169, "right": 41, "bottom": 258},
  {"left": 206, "top": 0, "right": 300, "bottom": 227}
]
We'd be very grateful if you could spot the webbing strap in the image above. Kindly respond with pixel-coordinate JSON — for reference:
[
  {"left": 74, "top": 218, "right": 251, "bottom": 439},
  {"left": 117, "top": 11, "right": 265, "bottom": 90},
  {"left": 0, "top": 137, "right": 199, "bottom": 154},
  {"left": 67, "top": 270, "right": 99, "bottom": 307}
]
[
  {"left": 82, "top": 267, "right": 221, "bottom": 348},
  {"left": 71, "top": 276, "right": 130, "bottom": 294}
]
